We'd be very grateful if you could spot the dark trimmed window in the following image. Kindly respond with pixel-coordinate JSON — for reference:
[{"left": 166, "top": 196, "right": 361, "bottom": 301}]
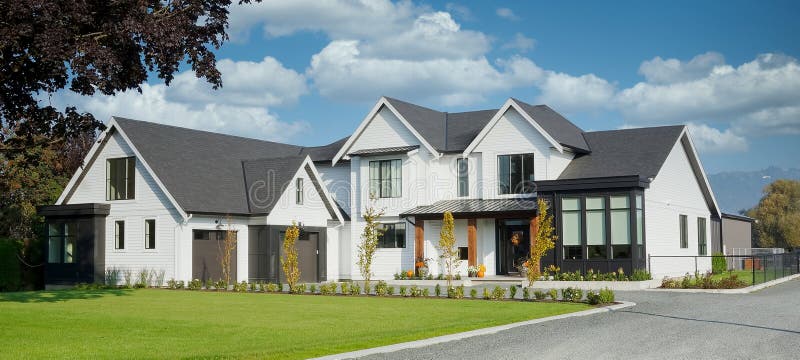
[
  {"left": 697, "top": 217, "right": 707, "bottom": 255},
  {"left": 497, "top": 154, "right": 534, "bottom": 195},
  {"left": 586, "top": 197, "right": 606, "bottom": 259},
  {"left": 107, "top": 157, "right": 135, "bottom": 200},
  {"left": 458, "top": 247, "right": 469, "bottom": 261},
  {"left": 457, "top": 158, "right": 469, "bottom": 197},
  {"left": 378, "top": 223, "right": 406, "bottom": 248},
  {"left": 369, "top": 159, "right": 402, "bottom": 198},
  {"left": 562, "top": 198, "right": 582, "bottom": 259},
  {"left": 115, "top": 221, "right": 125, "bottom": 250},
  {"left": 48, "top": 222, "right": 77, "bottom": 264},
  {"left": 193, "top": 230, "right": 234, "bottom": 241},
  {"left": 679, "top": 215, "right": 688, "bottom": 248},
  {"left": 610, "top": 196, "right": 631, "bottom": 259},
  {"left": 296, "top": 178, "right": 304, "bottom": 205},
  {"left": 145, "top": 219, "right": 156, "bottom": 249}
]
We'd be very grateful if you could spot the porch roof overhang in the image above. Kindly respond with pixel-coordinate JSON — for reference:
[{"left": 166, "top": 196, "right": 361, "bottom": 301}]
[
  {"left": 534, "top": 175, "right": 650, "bottom": 192},
  {"left": 400, "top": 198, "right": 538, "bottom": 219},
  {"left": 348, "top": 145, "right": 420, "bottom": 157},
  {"left": 37, "top": 203, "right": 111, "bottom": 217}
]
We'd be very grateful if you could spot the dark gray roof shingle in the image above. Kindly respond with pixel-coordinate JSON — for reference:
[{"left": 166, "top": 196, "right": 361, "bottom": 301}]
[
  {"left": 113, "top": 117, "right": 343, "bottom": 215},
  {"left": 400, "top": 198, "right": 538, "bottom": 217},
  {"left": 512, "top": 99, "right": 590, "bottom": 152},
  {"left": 242, "top": 156, "right": 306, "bottom": 214},
  {"left": 558, "top": 125, "right": 686, "bottom": 180}
]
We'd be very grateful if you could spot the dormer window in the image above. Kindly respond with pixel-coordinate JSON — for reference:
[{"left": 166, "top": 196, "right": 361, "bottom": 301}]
[
  {"left": 369, "top": 159, "right": 402, "bottom": 198},
  {"left": 457, "top": 158, "right": 469, "bottom": 197},
  {"left": 106, "top": 157, "right": 135, "bottom": 200},
  {"left": 497, "top": 154, "right": 534, "bottom": 195}
]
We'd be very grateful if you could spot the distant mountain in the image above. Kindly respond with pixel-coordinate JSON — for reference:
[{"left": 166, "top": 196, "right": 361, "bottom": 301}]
[{"left": 708, "top": 167, "right": 800, "bottom": 214}]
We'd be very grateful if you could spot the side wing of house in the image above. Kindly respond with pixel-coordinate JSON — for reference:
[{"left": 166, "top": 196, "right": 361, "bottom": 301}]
[
  {"left": 60, "top": 128, "right": 184, "bottom": 282},
  {"left": 646, "top": 133, "right": 717, "bottom": 277}
]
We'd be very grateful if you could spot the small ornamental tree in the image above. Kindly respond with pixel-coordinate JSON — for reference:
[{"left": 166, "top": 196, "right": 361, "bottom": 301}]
[
  {"left": 526, "top": 199, "right": 557, "bottom": 287},
  {"left": 219, "top": 216, "right": 237, "bottom": 288},
  {"left": 282, "top": 222, "right": 301, "bottom": 293},
  {"left": 438, "top": 211, "right": 460, "bottom": 289},
  {"left": 357, "top": 196, "right": 385, "bottom": 293}
]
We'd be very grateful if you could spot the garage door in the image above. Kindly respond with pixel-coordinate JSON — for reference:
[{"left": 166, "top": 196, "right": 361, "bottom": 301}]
[{"left": 192, "top": 229, "right": 237, "bottom": 283}]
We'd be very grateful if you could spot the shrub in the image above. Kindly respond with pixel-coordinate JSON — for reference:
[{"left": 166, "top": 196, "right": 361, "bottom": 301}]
[
  {"left": 712, "top": 252, "right": 727, "bottom": 274},
  {"left": 123, "top": 269, "right": 133, "bottom": 288},
  {"left": 234, "top": 281, "right": 248, "bottom": 292},
  {"left": 482, "top": 287, "right": 490, "bottom": 300},
  {"left": 249, "top": 282, "right": 259, "bottom": 292},
  {"left": 454, "top": 285, "right": 465, "bottom": 299},
  {"left": 717, "top": 273, "right": 747, "bottom": 289},
  {"left": 175, "top": 280, "right": 185, "bottom": 289},
  {"left": 522, "top": 287, "right": 530, "bottom": 300},
  {"left": 374, "top": 281, "right": 388, "bottom": 296},
  {"left": 548, "top": 289, "right": 558, "bottom": 300},
  {"left": 349, "top": 283, "right": 361, "bottom": 295},
  {"left": 561, "top": 287, "right": 583, "bottom": 302},
  {"left": 586, "top": 290, "right": 599, "bottom": 304},
  {"left": 387, "top": 286, "right": 395, "bottom": 296},
  {"left": 631, "top": 269, "right": 652, "bottom": 281},
  {"left": 680, "top": 273, "right": 692, "bottom": 289},
  {"left": 266, "top": 283, "right": 280, "bottom": 292},
  {"left": 188, "top": 279, "right": 202, "bottom": 290},
  {"left": 0, "top": 239, "right": 21, "bottom": 292},
  {"left": 204, "top": 278, "right": 215, "bottom": 290},
  {"left": 319, "top": 282, "right": 336, "bottom": 295},
  {"left": 399, "top": 286, "right": 408, "bottom": 297},
  {"left": 309, "top": 284, "right": 317, "bottom": 294},
  {"left": 598, "top": 288, "right": 615, "bottom": 303},
  {"left": 490, "top": 286, "right": 506, "bottom": 300},
  {"left": 435, "top": 284, "right": 441, "bottom": 297},
  {"left": 291, "top": 283, "right": 306, "bottom": 294},
  {"left": 533, "top": 290, "right": 547, "bottom": 300},
  {"left": 216, "top": 279, "right": 228, "bottom": 291},
  {"left": 509, "top": 286, "right": 518, "bottom": 299},
  {"left": 422, "top": 288, "right": 430, "bottom": 297},
  {"left": 409, "top": 285, "right": 423, "bottom": 297},
  {"left": 340, "top": 282, "right": 350, "bottom": 295},
  {"left": 104, "top": 267, "right": 120, "bottom": 287},
  {"left": 167, "top": 278, "right": 176, "bottom": 289},
  {"left": 470, "top": 288, "right": 477, "bottom": 298}
]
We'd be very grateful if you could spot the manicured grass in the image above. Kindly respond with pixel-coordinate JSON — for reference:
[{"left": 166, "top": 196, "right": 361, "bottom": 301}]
[
  {"left": 0, "top": 289, "right": 590, "bottom": 359},
  {"left": 712, "top": 269, "right": 784, "bottom": 286}
]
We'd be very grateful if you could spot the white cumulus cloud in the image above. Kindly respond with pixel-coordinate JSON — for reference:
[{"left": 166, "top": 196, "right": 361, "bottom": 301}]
[
  {"left": 686, "top": 123, "right": 748, "bottom": 153},
  {"left": 502, "top": 33, "right": 536, "bottom": 53},
  {"left": 496, "top": 7, "right": 519, "bottom": 20}
]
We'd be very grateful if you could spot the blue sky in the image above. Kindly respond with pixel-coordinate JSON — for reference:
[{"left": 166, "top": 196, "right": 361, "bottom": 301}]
[{"left": 59, "top": 0, "right": 800, "bottom": 173}]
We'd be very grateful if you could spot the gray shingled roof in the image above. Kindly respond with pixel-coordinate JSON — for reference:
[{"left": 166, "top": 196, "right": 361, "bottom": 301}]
[
  {"left": 242, "top": 156, "right": 306, "bottom": 214},
  {"left": 400, "top": 198, "right": 538, "bottom": 217},
  {"left": 113, "top": 117, "right": 344, "bottom": 215},
  {"left": 558, "top": 125, "right": 686, "bottom": 180},
  {"left": 512, "top": 99, "right": 590, "bottom": 152}
]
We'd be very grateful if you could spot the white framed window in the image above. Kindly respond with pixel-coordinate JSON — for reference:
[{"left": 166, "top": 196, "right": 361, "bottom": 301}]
[
  {"left": 457, "top": 158, "right": 469, "bottom": 197},
  {"left": 296, "top": 178, "right": 303, "bottom": 205},
  {"left": 369, "top": 159, "right": 402, "bottom": 198}
]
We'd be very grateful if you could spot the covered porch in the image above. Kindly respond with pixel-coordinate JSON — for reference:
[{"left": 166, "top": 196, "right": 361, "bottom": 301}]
[{"left": 401, "top": 198, "right": 541, "bottom": 277}]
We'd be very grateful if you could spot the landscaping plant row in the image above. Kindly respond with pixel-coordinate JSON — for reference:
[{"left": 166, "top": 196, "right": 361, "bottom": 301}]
[{"left": 661, "top": 271, "right": 747, "bottom": 289}]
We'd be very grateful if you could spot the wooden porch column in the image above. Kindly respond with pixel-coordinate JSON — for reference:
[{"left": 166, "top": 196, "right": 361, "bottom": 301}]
[
  {"left": 468, "top": 218, "right": 477, "bottom": 266},
  {"left": 415, "top": 219, "right": 424, "bottom": 261}
]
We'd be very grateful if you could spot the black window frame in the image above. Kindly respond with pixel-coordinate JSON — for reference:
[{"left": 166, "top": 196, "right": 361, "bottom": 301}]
[
  {"left": 115, "top": 220, "right": 125, "bottom": 250},
  {"left": 561, "top": 197, "right": 582, "bottom": 260},
  {"left": 378, "top": 223, "right": 406, "bottom": 248},
  {"left": 457, "top": 158, "right": 469, "bottom": 197},
  {"left": 145, "top": 219, "right": 156, "bottom": 250},
  {"left": 497, "top": 153, "right": 534, "bottom": 195},
  {"left": 47, "top": 222, "right": 78, "bottom": 264},
  {"left": 697, "top": 217, "right": 707, "bottom": 255},
  {"left": 369, "top": 159, "right": 402, "bottom": 198},
  {"left": 106, "top": 157, "right": 135, "bottom": 201},
  {"left": 296, "top": 178, "right": 304, "bottom": 205},
  {"left": 192, "top": 229, "right": 234, "bottom": 241},
  {"left": 679, "top": 214, "right": 688, "bottom": 248}
]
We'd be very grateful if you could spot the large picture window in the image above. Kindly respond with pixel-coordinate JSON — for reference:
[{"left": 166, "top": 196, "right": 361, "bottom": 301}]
[
  {"left": 369, "top": 159, "right": 402, "bottom": 198},
  {"left": 378, "top": 223, "right": 406, "bottom": 248},
  {"left": 562, "top": 198, "right": 582, "bottom": 259},
  {"left": 497, "top": 154, "right": 534, "bottom": 195},
  {"left": 697, "top": 217, "right": 707, "bottom": 255},
  {"left": 586, "top": 197, "right": 606, "bottom": 259},
  {"left": 610, "top": 196, "right": 631, "bottom": 259},
  {"left": 107, "top": 157, "right": 135, "bottom": 200},
  {"left": 457, "top": 158, "right": 469, "bottom": 197},
  {"left": 48, "top": 222, "right": 77, "bottom": 264}
]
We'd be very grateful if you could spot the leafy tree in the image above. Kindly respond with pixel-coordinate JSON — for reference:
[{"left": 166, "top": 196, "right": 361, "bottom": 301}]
[
  {"left": 357, "top": 196, "right": 385, "bottom": 293},
  {"left": 0, "top": 0, "right": 262, "bottom": 289},
  {"left": 281, "top": 222, "right": 300, "bottom": 293},
  {"left": 747, "top": 179, "right": 800, "bottom": 248},
  {"left": 526, "top": 199, "right": 557, "bottom": 287},
  {"left": 437, "top": 211, "right": 459, "bottom": 290}
]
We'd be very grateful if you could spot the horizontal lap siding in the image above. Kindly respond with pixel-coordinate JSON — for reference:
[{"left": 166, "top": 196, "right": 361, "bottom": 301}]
[
  {"left": 646, "top": 138, "right": 712, "bottom": 277},
  {"left": 67, "top": 132, "right": 181, "bottom": 282}
]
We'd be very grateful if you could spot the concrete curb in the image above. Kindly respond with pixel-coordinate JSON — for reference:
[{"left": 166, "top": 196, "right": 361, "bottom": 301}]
[
  {"left": 310, "top": 301, "right": 636, "bottom": 360},
  {"left": 646, "top": 273, "right": 800, "bottom": 294}
]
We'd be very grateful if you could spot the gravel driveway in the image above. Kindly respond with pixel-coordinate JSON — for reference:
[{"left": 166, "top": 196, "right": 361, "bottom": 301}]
[{"left": 363, "top": 279, "right": 800, "bottom": 360}]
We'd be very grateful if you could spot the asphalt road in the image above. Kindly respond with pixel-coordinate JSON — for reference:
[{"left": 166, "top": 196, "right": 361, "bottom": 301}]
[{"left": 364, "top": 279, "right": 800, "bottom": 360}]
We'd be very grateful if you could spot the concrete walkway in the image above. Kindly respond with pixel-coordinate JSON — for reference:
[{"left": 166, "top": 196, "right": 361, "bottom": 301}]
[{"left": 361, "top": 278, "right": 800, "bottom": 360}]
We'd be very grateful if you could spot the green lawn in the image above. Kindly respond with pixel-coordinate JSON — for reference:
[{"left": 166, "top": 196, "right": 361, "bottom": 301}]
[
  {"left": 0, "top": 289, "right": 589, "bottom": 359},
  {"left": 712, "top": 269, "right": 784, "bottom": 286}
]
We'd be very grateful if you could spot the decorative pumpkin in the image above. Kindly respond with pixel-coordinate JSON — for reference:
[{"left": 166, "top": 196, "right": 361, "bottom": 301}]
[
  {"left": 406, "top": 270, "right": 414, "bottom": 278},
  {"left": 479, "top": 264, "right": 486, "bottom": 272},
  {"left": 477, "top": 271, "right": 485, "bottom": 278}
]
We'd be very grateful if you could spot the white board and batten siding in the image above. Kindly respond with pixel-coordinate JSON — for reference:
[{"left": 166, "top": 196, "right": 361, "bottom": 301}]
[
  {"left": 65, "top": 131, "right": 182, "bottom": 282},
  {"left": 471, "top": 107, "right": 575, "bottom": 199},
  {"left": 421, "top": 219, "right": 497, "bottom": 277},
  {"left": 645, "top": 137, "right": 713, "bottom": 277}
]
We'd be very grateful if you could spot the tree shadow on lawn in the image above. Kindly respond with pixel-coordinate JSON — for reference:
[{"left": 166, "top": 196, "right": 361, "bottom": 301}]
[{"left": 0, "top": 289, "right": 134, "bottom": 303}]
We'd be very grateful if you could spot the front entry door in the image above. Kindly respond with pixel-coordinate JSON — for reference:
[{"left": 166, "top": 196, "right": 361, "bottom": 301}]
[
  {"left": 497, "top": 220, "right": 530, "bottom": 275},
  {"left": 297, "top": 232, "right": 319, "bottom": 283}
]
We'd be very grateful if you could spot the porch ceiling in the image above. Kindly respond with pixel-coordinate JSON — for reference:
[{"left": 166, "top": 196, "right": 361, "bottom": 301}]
[{"left": 400, "top": 198, "right": 537, "bottom": 219}]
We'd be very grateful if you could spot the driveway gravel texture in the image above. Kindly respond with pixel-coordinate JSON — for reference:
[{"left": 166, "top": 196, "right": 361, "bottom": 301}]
[{"left": 363, "top": 279, "right": 800, "bottom": 360}]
